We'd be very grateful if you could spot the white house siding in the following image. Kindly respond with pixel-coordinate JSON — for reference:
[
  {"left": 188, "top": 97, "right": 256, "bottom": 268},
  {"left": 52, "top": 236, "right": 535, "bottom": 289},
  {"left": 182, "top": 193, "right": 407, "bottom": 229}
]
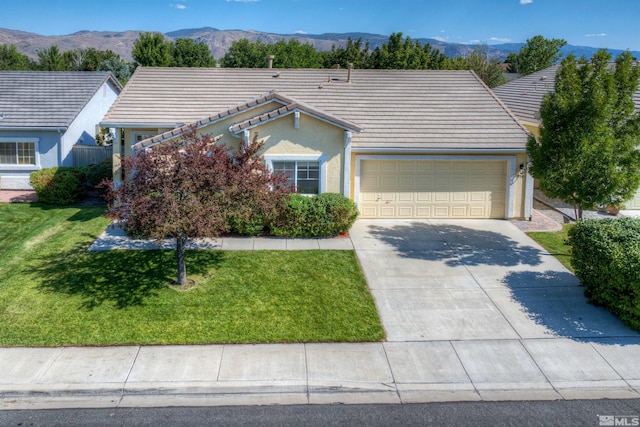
[{"left": 61, "top": 80, "right": 121, "bottom": 167}]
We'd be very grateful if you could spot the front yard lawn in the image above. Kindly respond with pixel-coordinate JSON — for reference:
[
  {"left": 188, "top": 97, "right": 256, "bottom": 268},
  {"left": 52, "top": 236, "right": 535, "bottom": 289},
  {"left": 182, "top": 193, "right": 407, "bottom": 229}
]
[
  {"left": 0, "top": 203, "right": 384, "bottom": 346},
  {"left": 527, "top": 223, "right": 574, "bottom": 272}
]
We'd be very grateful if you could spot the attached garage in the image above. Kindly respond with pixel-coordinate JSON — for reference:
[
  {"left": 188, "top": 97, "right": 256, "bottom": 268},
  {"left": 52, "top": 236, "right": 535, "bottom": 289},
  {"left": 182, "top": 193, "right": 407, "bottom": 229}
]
[
  {"left": 625, "top": 192, "right": 640, "bottom": 210},
  {"left": 356, "top": 157, "right": 514, "bottom": 219}
]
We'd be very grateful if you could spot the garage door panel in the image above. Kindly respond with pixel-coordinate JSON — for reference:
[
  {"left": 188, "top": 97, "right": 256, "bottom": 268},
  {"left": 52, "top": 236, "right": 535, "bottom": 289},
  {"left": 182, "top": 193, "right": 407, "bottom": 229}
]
[
  {"left": 416, "top": 192, "right": 432, "bottom": 202},
  {"left": 433, "top": 206, "right": 451, "bottom": 217},
  {"left": 452, "top": 192, "right": 468, "bottom": 202},
  {"left": 469, "top": 192, "right": 487, "bottom": 202},
  {"left": 451, "top": 206, "right": 469, "bottom": 217},
  {"left": 380, "top": 162, "right": 396, "bottom": 173},
  {"left": 416, "top": 162, "right": 434, "bottom": 173},
  {"left": 360, "top": 175, "right": 379, "bottom": 190},
  {"left": 361, "top": 192, "right": 378, "bottom": 203},
  {"left": 397, "top": 206, "right": 414, "bottom": 217},
  {"left": 434, "top": 192, "right": 450, "bottom": 202},
  {"left": 470, "top": 206, "right": 487, "bottom": 217},
  {"left": 398, "top": 193, "right": 414, "bottom": 202},
  {"left": 415, "top": 206, "right": 432, "bottom": 217},
  {"left": 380, "top": 206, "right": 396, "bottom": 217},
  {"left": 398, "top": 162, "right": 415, "bottom": 173},
  {"left": 359, "top": 160, "right": 507, "bottom": 219}
]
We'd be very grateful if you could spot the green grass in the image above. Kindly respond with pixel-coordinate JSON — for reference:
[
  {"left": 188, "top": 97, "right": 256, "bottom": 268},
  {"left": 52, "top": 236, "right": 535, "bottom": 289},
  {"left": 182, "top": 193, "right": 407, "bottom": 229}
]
[
  {"left": 0, "top": 203, "right": 384, "bottom": 346},
  {"left": 527, "top": 223, "right": 575, "bottom": 272}
]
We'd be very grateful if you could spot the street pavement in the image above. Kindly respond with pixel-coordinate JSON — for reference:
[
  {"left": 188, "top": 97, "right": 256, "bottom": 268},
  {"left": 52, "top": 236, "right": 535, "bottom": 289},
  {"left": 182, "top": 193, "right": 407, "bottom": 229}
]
[{"left": 2, "top": 219, "right": 640, "bottom": 410}]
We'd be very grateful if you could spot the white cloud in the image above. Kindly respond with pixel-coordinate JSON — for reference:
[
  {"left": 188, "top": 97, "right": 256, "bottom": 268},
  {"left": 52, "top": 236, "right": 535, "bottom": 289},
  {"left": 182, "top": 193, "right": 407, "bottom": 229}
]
[
  {"left": 175, "top": 4, "right": 186, "bottom": 9},
  {"left": 520, "top": 0, "right": 533, "bottom": 4},
  {"left": 431, "top": 36, "right": 448, "bottom": 42},
  {"left": 490, "top": 37, "right": 511, "bottom": 43},
  {"left": 585, "top": 33, "right": 607, "bottom": 37},
  {"left": 226, "top": 0, "right": 260, "bottom": 2},
  {"left": 295, "top": 30, "right": 308, "bottom": 34},
  {"left": 462, "top": 39, "right": 481, "bottom": 45}
]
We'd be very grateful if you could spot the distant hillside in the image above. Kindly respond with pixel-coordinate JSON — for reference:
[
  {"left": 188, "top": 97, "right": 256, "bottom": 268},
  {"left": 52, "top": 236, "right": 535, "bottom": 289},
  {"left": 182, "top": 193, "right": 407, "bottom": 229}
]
[{"left": 1, "top": 26, "right": 638, "bottom": 63}]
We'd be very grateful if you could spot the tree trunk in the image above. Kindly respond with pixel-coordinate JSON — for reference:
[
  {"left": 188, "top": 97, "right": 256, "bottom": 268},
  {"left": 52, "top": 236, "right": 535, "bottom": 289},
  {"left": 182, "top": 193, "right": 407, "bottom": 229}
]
[{"left": 176, "top": 233, "right": 188, "bottom": 287}]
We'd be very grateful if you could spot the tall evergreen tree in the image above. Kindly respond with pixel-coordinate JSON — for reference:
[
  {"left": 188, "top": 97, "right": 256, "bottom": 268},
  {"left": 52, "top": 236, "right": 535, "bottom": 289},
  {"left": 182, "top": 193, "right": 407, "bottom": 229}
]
[
  {"left": 37, "top": 45, "right": 66, "bottom": 71},
  {"left": 528, "top": 50, "right": 640, "bottom": 218}
]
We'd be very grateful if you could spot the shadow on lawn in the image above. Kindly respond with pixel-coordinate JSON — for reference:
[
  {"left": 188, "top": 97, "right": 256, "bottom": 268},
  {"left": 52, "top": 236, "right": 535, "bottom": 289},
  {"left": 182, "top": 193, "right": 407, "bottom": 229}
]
[{"left": 36, "top": 245, "right": 224, "bottom": 310}]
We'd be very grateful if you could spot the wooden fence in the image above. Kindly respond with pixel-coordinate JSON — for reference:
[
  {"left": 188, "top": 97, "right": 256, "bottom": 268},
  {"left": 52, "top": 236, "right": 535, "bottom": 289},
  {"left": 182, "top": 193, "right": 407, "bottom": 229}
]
[{"left": 72, "top": 145, "right": 112, "bottom": 167}]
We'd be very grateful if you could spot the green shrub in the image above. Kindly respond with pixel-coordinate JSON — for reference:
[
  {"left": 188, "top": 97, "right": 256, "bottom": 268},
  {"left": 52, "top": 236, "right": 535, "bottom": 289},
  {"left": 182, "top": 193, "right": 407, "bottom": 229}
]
[
  {"left": 568, "top": 218, "right": 640, "bottom": 331},
  {"left": 30, "top": 167, "right": 88, "bottom": 205},
  {"left": 270, "top": 193, "right": 358, "bottom": 238},
  {"left": 270, "top": 194, "right": 311, "bottom": 237},
  {"left": 86, "top": 158, "right": 113, "bottom": 189}
]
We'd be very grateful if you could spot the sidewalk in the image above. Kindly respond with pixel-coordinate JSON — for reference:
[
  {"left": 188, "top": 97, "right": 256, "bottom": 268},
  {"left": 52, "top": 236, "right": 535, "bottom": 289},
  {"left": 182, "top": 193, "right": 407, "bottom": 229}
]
[
  {"left": 3, "top": 337, "right": 639, "bottom": 411},
  {"left": 3, "top": 219, "right": 640, "bottom": 410}
]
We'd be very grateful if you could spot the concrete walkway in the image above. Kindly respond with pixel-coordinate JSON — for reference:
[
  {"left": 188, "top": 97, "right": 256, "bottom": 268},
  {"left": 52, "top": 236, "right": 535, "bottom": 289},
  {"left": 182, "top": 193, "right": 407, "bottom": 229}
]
[{"left": 2, "top": 219, "right": 640, "bottom": 410}]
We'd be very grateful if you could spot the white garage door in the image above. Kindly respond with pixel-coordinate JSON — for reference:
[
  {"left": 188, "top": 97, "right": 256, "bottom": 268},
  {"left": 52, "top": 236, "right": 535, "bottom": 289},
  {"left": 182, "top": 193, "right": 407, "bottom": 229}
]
[{"left": 359, "top": 160, "right": 507, "bottom": 219}]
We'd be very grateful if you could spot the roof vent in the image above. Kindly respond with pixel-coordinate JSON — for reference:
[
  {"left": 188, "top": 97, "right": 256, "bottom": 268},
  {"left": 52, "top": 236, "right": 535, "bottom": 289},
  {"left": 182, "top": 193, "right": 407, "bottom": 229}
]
[
  {"left": 347, "top": 63, "right": 353, "bottom": 83},
  {"left": 267, "top": 55, "right": 275, "bottom": 69}
]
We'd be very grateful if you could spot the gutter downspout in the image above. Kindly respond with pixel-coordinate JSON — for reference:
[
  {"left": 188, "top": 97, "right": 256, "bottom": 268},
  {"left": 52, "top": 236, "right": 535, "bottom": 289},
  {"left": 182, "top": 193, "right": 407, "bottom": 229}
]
[
  {"left": 58, "top": 129, "right": 63, "bottom": 167},
  {"left": 525, "top": 160, "right": 534, "bottom": 220}
]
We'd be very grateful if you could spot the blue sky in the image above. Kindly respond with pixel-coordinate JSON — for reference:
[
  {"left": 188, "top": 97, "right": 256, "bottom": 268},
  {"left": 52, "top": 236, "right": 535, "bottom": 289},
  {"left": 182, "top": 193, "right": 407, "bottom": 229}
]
[{"left": 2, "top": 0, "right": 639, "bottom": 50}]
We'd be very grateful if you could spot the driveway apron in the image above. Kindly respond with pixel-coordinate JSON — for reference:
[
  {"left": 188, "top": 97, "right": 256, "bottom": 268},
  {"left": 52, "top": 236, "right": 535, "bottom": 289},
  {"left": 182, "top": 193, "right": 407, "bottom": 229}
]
[{"left": 350, "top": 219, "right": 639, "bottom": 343}]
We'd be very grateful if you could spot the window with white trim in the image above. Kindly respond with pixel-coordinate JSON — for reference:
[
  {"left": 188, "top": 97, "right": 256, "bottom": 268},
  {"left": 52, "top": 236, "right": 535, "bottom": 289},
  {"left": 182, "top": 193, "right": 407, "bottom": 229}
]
[
  {"left": 0, "top": 141, "right": 36, "bottom": 165},
  {"left": 273, "top": 160, "right": 320, "bottom": 194}
]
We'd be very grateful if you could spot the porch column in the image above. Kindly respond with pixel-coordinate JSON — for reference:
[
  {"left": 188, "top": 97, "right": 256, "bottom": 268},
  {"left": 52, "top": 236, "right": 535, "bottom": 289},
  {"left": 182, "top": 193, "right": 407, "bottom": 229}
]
[
  {"left": 113, "top": 127, "right": 122, "bottom": 184},
  {"left": 343, "top": 131, "right": 352, "bottom": 198}
]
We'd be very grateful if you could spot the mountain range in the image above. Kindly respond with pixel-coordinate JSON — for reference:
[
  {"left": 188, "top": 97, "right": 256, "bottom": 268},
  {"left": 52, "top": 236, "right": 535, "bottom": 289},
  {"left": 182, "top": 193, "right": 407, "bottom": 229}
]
[{"left": 2, "top": 26, "right": 638, "bottom": 63}]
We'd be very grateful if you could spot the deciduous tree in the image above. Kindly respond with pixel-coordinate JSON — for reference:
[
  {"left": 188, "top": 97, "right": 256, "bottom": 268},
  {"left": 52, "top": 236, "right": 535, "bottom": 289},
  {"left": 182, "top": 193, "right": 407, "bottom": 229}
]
[
  {"left": 132, "top": 32, "right": 172, "bottom": 67},
  {"left": 0, "top": 44, "right": 34, "bottom": 70},
  {"left": 507, "top": 35, "right": 567, "bottom": 75},
  {"left": 450, "top": 44, "right": 507, "bottom": 88},
  {"left": 171, "top": 38, "right": 215, "bottom": 67},
  {"left": 104, "top": 131, "right": 289, "bottom": 287},
  {"left": 527, "top": 50, "right": 640, "bottom": 219}
]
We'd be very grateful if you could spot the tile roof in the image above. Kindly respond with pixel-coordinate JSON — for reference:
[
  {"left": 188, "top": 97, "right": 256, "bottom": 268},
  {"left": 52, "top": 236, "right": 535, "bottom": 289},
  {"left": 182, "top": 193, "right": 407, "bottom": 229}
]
[
  {"left": 133, "top": 91, "right": 363, "bottom": 150},
  {"left": 493, "top": 65, "right": 640, "bottom": 124},
  {"left": 103, "top": 67, "right": 530, "bottom": 151},
  {"left": 0, "top": 71, "right": 121, "bottom": 129}
]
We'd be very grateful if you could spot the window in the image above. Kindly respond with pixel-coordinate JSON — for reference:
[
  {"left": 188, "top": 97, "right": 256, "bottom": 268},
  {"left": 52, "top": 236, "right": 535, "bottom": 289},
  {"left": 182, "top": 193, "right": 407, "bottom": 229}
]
[
  {"left": 0, "top": 141, "right": 36, "bottom": 165},
  {"left": 273, "top": 160, "right": 320, "bottom": 194}
]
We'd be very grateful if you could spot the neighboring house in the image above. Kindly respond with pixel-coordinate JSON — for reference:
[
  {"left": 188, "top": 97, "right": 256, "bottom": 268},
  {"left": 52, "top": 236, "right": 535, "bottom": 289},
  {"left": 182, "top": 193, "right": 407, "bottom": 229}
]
[
  {"left": 101, "top": 66, "right": 532, "bottom": 219},
  {"left": 0, "top": 71, "right": 122, "bottom": 189},
  {"left": 493, "top": 65, "right": 640, "bottom": 209}
]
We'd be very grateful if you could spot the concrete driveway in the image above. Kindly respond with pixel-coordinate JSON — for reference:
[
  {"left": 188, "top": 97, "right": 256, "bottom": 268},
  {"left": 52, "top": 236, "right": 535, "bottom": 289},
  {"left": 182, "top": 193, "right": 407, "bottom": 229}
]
[{"left": 350, "top": 219, "right": 639, "bottom": 343}]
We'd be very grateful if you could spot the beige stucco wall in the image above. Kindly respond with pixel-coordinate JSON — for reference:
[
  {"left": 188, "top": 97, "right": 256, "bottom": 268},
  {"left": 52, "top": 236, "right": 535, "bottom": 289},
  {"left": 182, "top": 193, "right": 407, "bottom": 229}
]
[
  {"left": 113, "top": 102, "right": 347, "bottom": 193},
  {"left": 522, "top": 121, "right": 541, "bottom": 139}
]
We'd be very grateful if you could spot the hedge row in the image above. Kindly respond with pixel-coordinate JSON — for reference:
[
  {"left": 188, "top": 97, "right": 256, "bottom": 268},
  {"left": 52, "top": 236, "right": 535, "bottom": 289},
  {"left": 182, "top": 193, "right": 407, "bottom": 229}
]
[
  {"left": 568, "top": 218, "right": 640, "bottom": 331},
  {"left": 225, "top": 193, "right": 358, "bottom": 238},
  {"left": 270, "top": 193, "right": 359, "bottom": 238},
  {"left": 29, "top": 159, "right": 112, "bottom": 205}
]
